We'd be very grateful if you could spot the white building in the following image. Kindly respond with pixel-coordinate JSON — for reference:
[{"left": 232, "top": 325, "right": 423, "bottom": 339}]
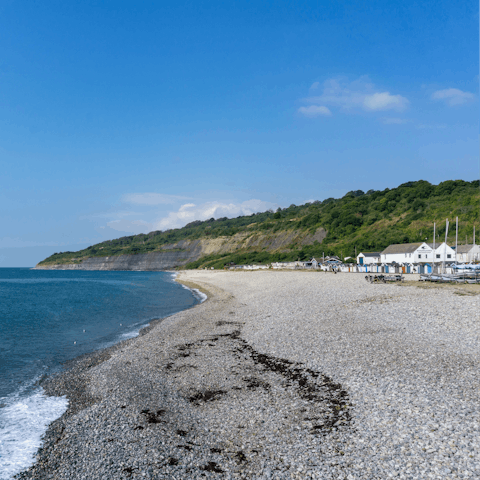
[
  {"left": 381, "top": 242, "right": 455, "bottom": 265},
  {"left": 454, "top": 244, "right": 480, "bottom": 263},
  {"left": 271, "top": 261, "right": 306, "bottom": 269},
  {"left": 431, "top": 242, "right": 456, "bottom": 264},
  {"left": 304, "top": 258, "right": 322, "bottom": 268},
  {"left": 381, "top": 242, "right": 429, "bottom": 264},
  {"left": 357, "top": 252, "right": 381, "bottom": 265}
]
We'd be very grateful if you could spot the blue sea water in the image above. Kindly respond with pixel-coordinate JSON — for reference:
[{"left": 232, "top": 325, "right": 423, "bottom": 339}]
[{"left": 0, "top": 268, "right": 202, "bottom": 479}]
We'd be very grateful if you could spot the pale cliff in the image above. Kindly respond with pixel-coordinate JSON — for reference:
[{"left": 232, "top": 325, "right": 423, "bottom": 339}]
[{"left": 35, "top": 228, "right": 327, "bottom": 271}]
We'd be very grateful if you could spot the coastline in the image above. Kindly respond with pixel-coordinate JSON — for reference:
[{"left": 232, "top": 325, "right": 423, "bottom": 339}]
[
  {"left": 16, "top": 270, "right": 480, "bottom": 479},
  {"left": 12, "top": 273, "right": 203, "bottom": 480}
]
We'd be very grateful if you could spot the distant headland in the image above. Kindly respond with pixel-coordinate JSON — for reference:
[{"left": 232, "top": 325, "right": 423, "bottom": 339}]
[{"left": 36, "top": 179, "right": 479, "bottom": 271}]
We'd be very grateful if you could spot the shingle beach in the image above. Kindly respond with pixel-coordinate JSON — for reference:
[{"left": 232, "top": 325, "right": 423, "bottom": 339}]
[{"left": 19, "top": 271, "right": 479, "bottom": 479}]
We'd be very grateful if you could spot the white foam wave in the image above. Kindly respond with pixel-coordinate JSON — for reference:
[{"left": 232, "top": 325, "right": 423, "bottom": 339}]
[
  {"left": 179, "top": 283, "right": 207, "bottom": 303},
  {"left": 119, "top": 325, "right": 148, "bottom": 340},
  {"left": 0, "top": 389, "right": 68, "bottom": 479},
  {"left": 191, "top": 288, "right": 207, "bottom": 303}
]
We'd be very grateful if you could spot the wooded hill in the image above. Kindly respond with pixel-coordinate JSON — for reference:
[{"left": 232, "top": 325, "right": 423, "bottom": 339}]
[{"left": 39, "top": 179, "right": 479, "bottom": 269}]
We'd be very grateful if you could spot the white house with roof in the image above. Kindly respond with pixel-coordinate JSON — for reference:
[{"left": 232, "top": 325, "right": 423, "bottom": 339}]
[
  {"left": 356, "top": 252, "right": 381, "bottom": 265},
  {"left": 381, "top": 242, "right": 429, "bottom": 264},
  {"left": 431, "top": 242, "right": 456, "bottom": 264},
  {"left": 381, "top": 242, "right": 456, "bottom": 264},
  {"left": 454, "top": 244, "right": 480, "bottom": 263}
]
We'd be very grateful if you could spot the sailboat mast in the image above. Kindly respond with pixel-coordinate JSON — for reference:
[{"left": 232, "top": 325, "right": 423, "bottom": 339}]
[
  {"left": 455, "top": 216, "right": 458, "bottom": 267},
  {"left": 432, "top": 222, "right": 436, "bottom": 273},
  {"left": 443, "top": 219, "right": 449, "bottom": 274}
]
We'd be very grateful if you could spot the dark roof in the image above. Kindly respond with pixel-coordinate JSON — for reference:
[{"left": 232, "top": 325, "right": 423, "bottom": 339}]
[
  {"left": 455, "top": 245, "right": 477, "bottom": 254},
  {"left": 381, "top": 243, "right": 423, "bottom": 254},
  {"left": 426, "top": 242, "right": 453, "bottom": 249},
  {"left": 359, "top": 252, "right": 381, "bottom": 257}
]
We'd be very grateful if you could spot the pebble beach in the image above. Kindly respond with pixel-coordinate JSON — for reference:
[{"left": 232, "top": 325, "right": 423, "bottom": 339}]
[{"left": 18, "top": 270, "right": 479, "bottom": 480}]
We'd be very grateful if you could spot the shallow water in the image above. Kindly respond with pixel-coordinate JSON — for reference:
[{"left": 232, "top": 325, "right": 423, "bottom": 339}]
[{"left": 0, "top": 268, "right": 199, "bottom": 479}]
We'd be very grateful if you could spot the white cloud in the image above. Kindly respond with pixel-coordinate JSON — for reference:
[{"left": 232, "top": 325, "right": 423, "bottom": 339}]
[
  {"left": 363, "top": 92, "right": 409, "bottom": 111},
  {"left": 309, "top": 81, "right": 320, "bottom": 91},
  {"left": 298, "top": 105, "right": 332, "bottom": 117},
  {"left": 431, "top": 88, "right": 475, "bottom": 106},
  {"left": 303, "top": 76, "right": 409, "bottom": 113},
  {"left": 122, "top": 193, "right": 191, "bottom": 206},
  {"left": 155, "top": 199, "right": 279, "bottom": 230}
]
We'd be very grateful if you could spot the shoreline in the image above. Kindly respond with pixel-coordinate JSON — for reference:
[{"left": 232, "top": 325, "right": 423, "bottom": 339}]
[
  {"left": 12, "top": 274, "right": 205, "bottom": 480},
  {"left": 16, "top": 270, "right": 480, "bottom": 479}
]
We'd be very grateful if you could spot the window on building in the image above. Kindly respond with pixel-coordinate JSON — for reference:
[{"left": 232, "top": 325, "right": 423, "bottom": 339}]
[
  {"left": 418, "top": 254, "right": 421, "bottom": 258},
  {"left": 436, "top": 254, "right": 440, "bottom": 259},
  {"left": 447, "top": 254, "right": 451, "bottom": 259}
]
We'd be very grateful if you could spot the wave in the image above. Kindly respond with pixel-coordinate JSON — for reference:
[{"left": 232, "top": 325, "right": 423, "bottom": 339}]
[
  {"left": 0, "top": 387, "right": 68, "bottom": 479},
  {"left": 180, "top": 284, "right": 207, "bottom": 303}
]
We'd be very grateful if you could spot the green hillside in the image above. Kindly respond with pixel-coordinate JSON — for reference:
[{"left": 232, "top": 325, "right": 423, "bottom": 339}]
[{"left": 38, "top": 179, "right": 480, "bottom": 269}]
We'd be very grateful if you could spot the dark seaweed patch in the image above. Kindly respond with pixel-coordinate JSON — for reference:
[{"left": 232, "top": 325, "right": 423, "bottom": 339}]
[
  {"left": 243, "top": 376, "right": 270, "bottom": 390},
  {"left": 188, "top": 389, "right": 226, "bottom": 404},
  {"left": 210, "top": 447, "right": 222, "bottom": 453},
  {"left": 141, "top": 408, "right": 166, "bottom": 424},
  {"left": 232, "top": 338, "right": 351, "bottom": 434},
  {"left": 200, "top": 461, "right": 224, "bottom": 473},
  {"left": 167, "top": 457, "right": 179, "bottom": 466},
  {"left": 235, "top": 451, "right": 247, "bottom": 463},
  {"left": 176, "top": 429, "right": 188, "bottom": 437},
  {"left": 216, "top": 320, "right": 242, "bottom": 327},
  {"left": 177, "top": 444, "right": 193, "bottom": 451}
]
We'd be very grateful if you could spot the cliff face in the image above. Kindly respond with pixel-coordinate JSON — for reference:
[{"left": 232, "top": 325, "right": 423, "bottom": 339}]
[{"left": 36, "top": 228, "right": 327, "bottom": 271}]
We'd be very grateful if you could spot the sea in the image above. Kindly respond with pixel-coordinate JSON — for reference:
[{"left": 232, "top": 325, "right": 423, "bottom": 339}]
[{"left": 0, "top": 268, "right": 204, "bottom": 480}]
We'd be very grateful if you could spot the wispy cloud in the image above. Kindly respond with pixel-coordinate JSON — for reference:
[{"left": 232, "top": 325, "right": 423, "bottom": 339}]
[
  {"left": 298, "top": 105, "right": 332, "bottom": 117},
  {"left": 155, "top": 199, "right": 279, "bottom": 230},
  {"left": 122, "top": 193, "right": 191, "bottom": 206},
  {"left": 362, "top": 92, "right": 408, "bottom": 111},
  {"left": 301, "top": 76, "right": 409, "bottom": 116},
  {"left": 431, "top": 88, "right": 475, "bottom": 106}
]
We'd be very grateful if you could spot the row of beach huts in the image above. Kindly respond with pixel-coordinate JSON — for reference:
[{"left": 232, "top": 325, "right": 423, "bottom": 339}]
[{"left": 226, "top": 241, "right": 480, "bottom": 274}]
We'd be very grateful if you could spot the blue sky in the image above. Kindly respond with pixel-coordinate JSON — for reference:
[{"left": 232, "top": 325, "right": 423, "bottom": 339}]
[{"left": 0, "top": 0, "right": 478, "bottom": 266}]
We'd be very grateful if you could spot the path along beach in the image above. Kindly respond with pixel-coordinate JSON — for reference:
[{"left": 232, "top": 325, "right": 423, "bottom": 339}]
[{"left": 19, "top": 271, "right": 479, "bottom": 479}]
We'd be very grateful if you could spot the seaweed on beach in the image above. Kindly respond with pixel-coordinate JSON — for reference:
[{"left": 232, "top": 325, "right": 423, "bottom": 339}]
[
  {"left": 216, "top": 320, "right": 243, "bottom": 327},
  {"left": 200, "top": 461, "right": 224, "bottom": 473},
  {"left": 188, "top": 389, "right": 226, "bottom": 404},
  {"left": 242, "top": 376, "right": 270, "bottom": 390},
  {"left": 140, "top": 408, "right": 166, "bottom": 424},
  {"left": 199, "top": 327, "right": 351, "bottom": 434},
  {"left": 235, "top": 451, "right": 247, "bottom": 464}
]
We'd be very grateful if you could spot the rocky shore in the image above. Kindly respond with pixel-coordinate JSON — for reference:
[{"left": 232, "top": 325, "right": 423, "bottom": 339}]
[{"left": 18, "top": 271, "right": 479, "bottom": 479}]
